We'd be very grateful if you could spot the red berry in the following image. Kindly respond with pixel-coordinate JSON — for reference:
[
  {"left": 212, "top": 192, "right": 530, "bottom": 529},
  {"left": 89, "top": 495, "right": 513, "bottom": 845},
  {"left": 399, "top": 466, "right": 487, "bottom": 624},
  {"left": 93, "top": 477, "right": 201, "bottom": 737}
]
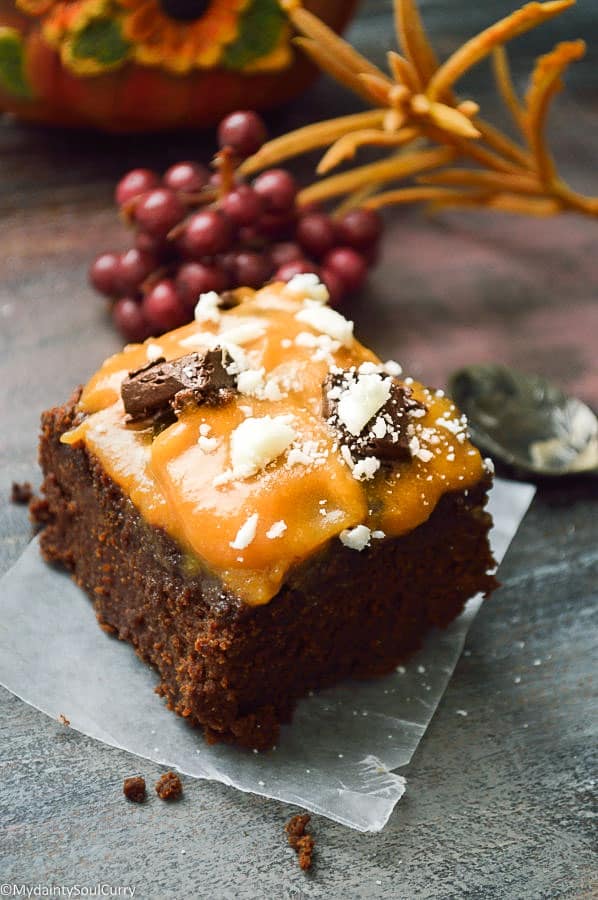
[
  {"left": 257, "top": 211, "right": 296, "bottom": 240},
  {"left": 221, "top": 185, "right": 264, "bottom": 227},
  {"left": 179, "top": 210, "right": 233, "bottom": 259},
  {"left": 323, "top": 247, "right": 368, "bottom": 293},
  {"left": 134, "top": 230, "right": 169, "bottom": 258},
  {"left": 296, "top": 212, "right": 337, "bottom": 259},
  {"left": 112, "top": 298, "right": 151, "bottom": 342},
  {"left": 134, "top": 188, "right": 185, "bottom": 238},
  {"left": 176, "top": 262, "right": 228, "bottom": 311},
  {"left": 115, "top": 169, "right": 159, "bottom": 207},
  {"left": 218, "top": 111, "right": 267, "bottom": 158},
  {"left": 231, "top": 251, "right": 273, "bottom": 289},
  {"left": 89, "top": 252, "right": 121, "bottom": 297},
  {"left": 337, "top": 207, "right": 383, "bottom": 251},
  {"left": 321, "top": 267, "right": 346, "bottom": 308},
  {"left": 163, "top": 161, "right": 210, "bottom": 194},
  {"left": 142, "top": 279, "right": 187, "bottom": 333},
  {"left": 274, "top": 259, "right": 319, "bottom": 282},
  {"left": 253, "top": 169, "right": 297, "bottom": 212},
  {"left": 118, "top": 248, "right": 158, "bottom": 294},
  {"left": 268, "top": 242, "right": 303, "bottom": 270}
]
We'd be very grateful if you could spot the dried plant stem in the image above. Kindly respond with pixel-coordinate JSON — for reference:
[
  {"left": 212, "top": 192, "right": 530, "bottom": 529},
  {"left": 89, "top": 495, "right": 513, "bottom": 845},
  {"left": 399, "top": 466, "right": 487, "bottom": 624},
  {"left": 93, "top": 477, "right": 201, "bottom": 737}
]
[
  {"left": 426, "top": 0, "right": 575, "bottom": 100},
  {"left": 419, "top": 168, "right": 543, "bottom": 194},
  {"left": 492, "top": 46, "right": 527, "bottom": 131},
  {"left": 317, "top": 127, "right": 420, "bottom": 174},
  {"left": 394, "top": 0, "right": 439, "bottom": 84},
  {"left": 298, "top": 147, "right": 456, "bottom": 205},
  {"left": 239, "top": 110, "right": 386, "bottom": 177},
  {"left": 525, "top": 39, "right": 586, "bottom": 183}
]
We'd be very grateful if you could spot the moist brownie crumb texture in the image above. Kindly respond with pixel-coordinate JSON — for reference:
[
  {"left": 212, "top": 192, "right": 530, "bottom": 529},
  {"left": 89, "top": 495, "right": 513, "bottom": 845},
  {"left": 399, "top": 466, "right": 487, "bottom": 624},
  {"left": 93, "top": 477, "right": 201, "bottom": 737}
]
[
  {"left": 11, "top": 481, "right": 33, "bottom": 504},
  {"left": 155, "top": 771, "right": 183, "bottom": 800},
  {"left": 123, "top": 775, "right": 146, "bottom": 803},
  {"left": 34, "top": 276, "right": 497, "bottom": 750},
  {"left": 285, "top": 814, "right": 315, "bottom": 871}
]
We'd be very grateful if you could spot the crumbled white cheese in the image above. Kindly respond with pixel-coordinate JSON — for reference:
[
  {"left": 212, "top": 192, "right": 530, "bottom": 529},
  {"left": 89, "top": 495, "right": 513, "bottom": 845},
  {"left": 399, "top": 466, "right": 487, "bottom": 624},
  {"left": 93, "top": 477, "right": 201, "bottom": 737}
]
[
  {"left": 230, "top": 513, "right": 258, "bottom": 550},
  {"left": 266, "top": 520, "right": 287, "bottom": 540},
  {"left": 237, "top": 368, "right": 266, "bottom": 395},
  {"left": 218, "top": 319, "right": 265, "bottom": 346},
  {"left": 199, "top": 423, "right": 211, "bottom": 436},
  {"left": 372, "top": 416, "right": 387, "bottom": 439},
  {"left": 351, "top": 456, "right": 381, "bottom": 481},
  {"left": 194, "top": 291, "right": 221, "bottom": 324},
  {"left": 146, "top": 342, "right": 164, "bottom": 361},
  {"left": 198, "top": 435, "right": 219, "bottom": 453},
  {"left": 484, "top": 456, "right": 495, "bottom": 474},
  {"left": 227, "top": 415, "right": 296, "bottom": 480},
  {"left": 371, "top": 530, "right": 386, "bottom": 540},
  {"left": 340, "top": 524, "right": 372, "bottom": 551},
  {"left": 358, "top": 361, "right": 382, "bottom": 375},
  {"left": 283, "top": 272, "right": 329, "bottom": 304},
  {"left": 336, "top": 373, "right": 392, "bottom": 436},
  {"left": 384, "top": 359, "right": 402, "bottom": 376},
  {"left": 287, "top": 441, "right": 327, "bottom": 468},
  {"left": 236, "top": 367, "right": 286, "bottom": 402},
  {"left": 239, "top": 405, "right": 253, "bottom": 418},
  {"left": 294, "top": 330, "right": 341, "bottom": 362},
  {"left": 295, "top": 303, "right": 354, "bottom": 347}
]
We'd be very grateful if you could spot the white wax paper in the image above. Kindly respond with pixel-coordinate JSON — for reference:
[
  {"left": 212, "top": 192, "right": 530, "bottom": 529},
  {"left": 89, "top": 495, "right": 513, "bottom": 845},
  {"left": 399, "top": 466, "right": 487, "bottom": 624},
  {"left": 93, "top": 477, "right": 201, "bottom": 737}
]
[{"left": 0, "top": 478, "right": 534, "bottom": 832}]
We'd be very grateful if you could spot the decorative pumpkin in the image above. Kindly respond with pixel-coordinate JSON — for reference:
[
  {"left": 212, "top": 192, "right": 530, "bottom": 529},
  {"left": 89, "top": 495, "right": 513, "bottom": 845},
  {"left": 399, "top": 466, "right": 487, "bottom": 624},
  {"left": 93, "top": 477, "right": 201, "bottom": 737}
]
[{"left": 0, "top": 0, "right": 358, "bottom": 130}]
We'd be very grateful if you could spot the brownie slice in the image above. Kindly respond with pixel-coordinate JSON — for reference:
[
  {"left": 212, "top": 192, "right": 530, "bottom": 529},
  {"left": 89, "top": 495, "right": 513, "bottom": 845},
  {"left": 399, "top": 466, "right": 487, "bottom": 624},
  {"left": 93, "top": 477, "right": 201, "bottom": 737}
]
[{"left": 35, "top": 392, "right": 497, "bottom": 751}]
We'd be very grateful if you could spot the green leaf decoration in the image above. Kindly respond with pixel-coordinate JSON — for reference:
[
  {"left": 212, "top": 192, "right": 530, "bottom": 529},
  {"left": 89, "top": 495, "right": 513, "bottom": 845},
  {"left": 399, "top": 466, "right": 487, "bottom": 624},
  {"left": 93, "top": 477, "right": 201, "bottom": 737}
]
[
  {"left": 0, "top": 27, "right": 33, "bottom": 100},
  {"left": 70, "top": 17, "right": 130, "bottom": 70},
  {"left": 222, "top": 0, "right": 285, "bottom": 70}
]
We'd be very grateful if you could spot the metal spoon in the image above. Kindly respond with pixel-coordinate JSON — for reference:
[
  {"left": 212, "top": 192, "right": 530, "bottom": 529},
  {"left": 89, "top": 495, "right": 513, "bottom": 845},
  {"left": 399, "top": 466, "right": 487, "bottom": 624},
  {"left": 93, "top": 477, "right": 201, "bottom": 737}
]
[{"left": 448, "top": 364, "right": 598, "bottom": 477}]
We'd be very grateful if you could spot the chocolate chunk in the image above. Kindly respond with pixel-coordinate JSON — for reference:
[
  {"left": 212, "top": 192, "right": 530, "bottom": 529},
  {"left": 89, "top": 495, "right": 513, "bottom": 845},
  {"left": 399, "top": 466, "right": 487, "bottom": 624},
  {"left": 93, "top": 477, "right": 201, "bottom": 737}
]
[
  {"left": 121, "top": 348, "right": 236, "bottom": 421},
  {"left": 322, "top": 369, "right": 425, "bottom": 462}
]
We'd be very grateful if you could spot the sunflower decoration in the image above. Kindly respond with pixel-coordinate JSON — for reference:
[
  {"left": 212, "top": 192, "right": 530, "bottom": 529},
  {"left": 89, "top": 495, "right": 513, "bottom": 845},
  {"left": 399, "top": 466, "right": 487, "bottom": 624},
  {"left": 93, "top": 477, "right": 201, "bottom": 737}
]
[{"left": 13, "top": 0, "right": 292, "bottom": 76}]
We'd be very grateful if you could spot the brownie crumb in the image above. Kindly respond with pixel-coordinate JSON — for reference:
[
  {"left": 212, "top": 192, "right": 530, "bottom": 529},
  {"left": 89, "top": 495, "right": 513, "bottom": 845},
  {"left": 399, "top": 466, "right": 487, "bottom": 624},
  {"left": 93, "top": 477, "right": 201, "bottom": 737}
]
[
  {"left": 57, "top": 713, "right": 70, "bottom": 726},
  {"left": 155, "top": 771, "right": 183, "bottom": 800},
  {"left": 123, "top": 775, "right": 146, "bottom": 803},
  {"left": 285, "top": 813, "right": 315, "bottom": 871},
  {"left": 11, "top": 481, "right": 33, "bottom": 504}
]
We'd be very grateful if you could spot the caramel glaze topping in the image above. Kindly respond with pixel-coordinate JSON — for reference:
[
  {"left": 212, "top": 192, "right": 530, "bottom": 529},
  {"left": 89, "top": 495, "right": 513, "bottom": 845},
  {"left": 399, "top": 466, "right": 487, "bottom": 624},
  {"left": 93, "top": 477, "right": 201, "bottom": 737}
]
[{"left": 62, "top": 282, "right": 486, "bottom": 605}]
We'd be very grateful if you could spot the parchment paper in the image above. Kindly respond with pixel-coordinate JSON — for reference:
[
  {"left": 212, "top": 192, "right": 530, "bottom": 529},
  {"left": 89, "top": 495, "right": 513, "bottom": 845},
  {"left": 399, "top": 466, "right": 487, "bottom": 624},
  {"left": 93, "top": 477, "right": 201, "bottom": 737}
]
[{"left": 0, "top": 478, "right": 534, "bottom": 832}]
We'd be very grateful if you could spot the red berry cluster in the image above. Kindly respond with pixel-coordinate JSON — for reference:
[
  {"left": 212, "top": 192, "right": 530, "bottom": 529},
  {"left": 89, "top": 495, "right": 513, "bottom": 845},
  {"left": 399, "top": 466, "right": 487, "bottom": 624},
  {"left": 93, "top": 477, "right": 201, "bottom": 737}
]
[{"left": 89, "top": 111, "right": 383, "bottom": 342}]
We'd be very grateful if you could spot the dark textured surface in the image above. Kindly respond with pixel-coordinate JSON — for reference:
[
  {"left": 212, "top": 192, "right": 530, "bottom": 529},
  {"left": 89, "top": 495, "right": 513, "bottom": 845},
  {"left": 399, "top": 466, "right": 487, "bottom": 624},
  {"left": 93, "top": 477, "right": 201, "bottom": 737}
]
[{"left": 1, "top": 1, "right": 597, "bottom": 897}]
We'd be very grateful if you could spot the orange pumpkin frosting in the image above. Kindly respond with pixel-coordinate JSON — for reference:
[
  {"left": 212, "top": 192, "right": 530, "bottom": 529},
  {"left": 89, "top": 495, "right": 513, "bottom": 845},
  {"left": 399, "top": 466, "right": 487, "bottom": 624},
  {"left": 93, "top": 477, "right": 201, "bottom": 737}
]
[{"left": 62, "top": 277, "right": 486, "bottom": 605}]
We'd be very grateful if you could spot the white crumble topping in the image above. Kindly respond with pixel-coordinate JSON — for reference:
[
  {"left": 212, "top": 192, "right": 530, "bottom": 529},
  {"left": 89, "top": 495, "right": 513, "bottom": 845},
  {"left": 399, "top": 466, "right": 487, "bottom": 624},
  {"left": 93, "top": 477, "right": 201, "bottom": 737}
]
[
  {"left": 239, "top": 404, "right": 253, "bottom": 418},
  {"left": 198, "top": 435, "right": 219, "bottom": 453},
  {"left": 383, "top": 359, "right": 402, "bottom": 376},
  {"left": 371, "top": 530, "right": 386, "bottom": 540},
  {"left": 281, "top": 338, "right": 292, "bottom": 349},
  {"left": 484, "top": 456, "right": 495, "bottom": 474},
  {"left": 287, "top": 440, "right": 328, "bottom": 468},
  {"left": 372, "top": 416, "right": 387, "bottom": 439},
  {"left": 218, "top": 319, "right": 265, "bottom": 346},
  {"left": 194, "top": 291, "right": 221, "bottom": 324},
  {"left": 218, "top": 415, "right": 296, "bottom": 483},
  {"left": 199, "top": 423, "right": 211, "bottom": 436},
  {"left": 146, "top": 342, "right": 164, "bottom": 361},
  {"left": 295, "top": 303, "right": 354, "bottom": 347},
  {"left": 283, "top": 272, "right": 329, "bottom": 304},
  {"left": 358, "top": 361, "right": 382, "bottom": 375},
  {"left": 340, "top": 524, "right": 372, "bottom": 551},
  {"left": 266, "top": 520, "right": 287, "bottom": 539},
  {"left": 230, "top": 513, "right": 258, "bottom": 550},
  {"left": 337, "top": 372, "right": 392, "bottom": 436},
  {"left": 294, "top": 330, "right": 341, "bottom": 362},
  {"left": 351, "top": 456, "right": 381, "bottom": 481},
  {"left": 237, "top": 368, "right": 265, "bottom": 395}
]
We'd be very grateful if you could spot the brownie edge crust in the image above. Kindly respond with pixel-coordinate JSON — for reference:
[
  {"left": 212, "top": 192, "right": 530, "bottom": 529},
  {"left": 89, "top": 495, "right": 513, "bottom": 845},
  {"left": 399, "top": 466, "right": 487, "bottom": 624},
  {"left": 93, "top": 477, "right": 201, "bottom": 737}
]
[{"left": 34, "top": 394, "right": 498, "bottom": 750}]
